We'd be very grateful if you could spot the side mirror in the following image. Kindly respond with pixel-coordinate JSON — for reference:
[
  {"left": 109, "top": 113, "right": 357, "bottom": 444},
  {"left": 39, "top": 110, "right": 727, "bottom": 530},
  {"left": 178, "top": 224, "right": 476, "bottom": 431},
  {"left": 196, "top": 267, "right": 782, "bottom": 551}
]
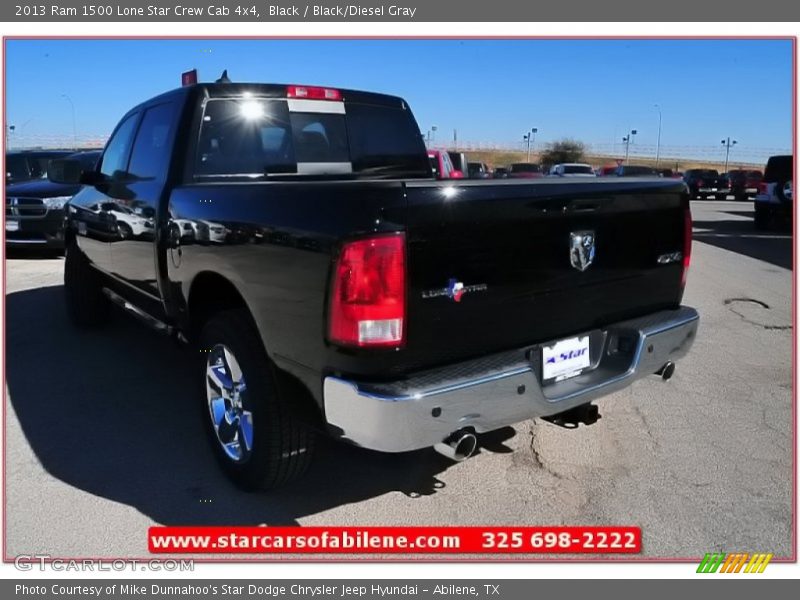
[
  {"left": 48, "top": 158, "right": 104, "bottom": 185},
  {"left": 48, "top": 158, "right": 83, "bottom": 184}
]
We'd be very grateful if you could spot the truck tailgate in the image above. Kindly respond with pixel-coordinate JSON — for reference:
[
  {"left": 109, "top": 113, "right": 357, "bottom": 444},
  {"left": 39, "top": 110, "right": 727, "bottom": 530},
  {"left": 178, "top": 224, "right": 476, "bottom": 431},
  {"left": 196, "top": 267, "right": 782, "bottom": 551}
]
[{"left": 402, "top": 178, "right": 689, "bottom": 369}]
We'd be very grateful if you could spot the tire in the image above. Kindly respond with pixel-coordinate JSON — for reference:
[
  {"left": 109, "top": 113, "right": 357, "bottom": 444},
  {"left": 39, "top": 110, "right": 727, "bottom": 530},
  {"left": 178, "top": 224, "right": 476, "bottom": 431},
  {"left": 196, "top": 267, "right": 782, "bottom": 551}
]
[
  {"left": 117, "top": 222, "right": 133, "bottom": 239},
  {"left": 776, "top": 180, "right": 793, "bottom": 203},
  {"left": 63, "top": 239, "right": 110, "bottom": 328},
  {"left": 199, "top": 308, "right": 315, "bottom": 490},
  {"left": 754, "top": 202, "right": 771, "bottom": 230}
]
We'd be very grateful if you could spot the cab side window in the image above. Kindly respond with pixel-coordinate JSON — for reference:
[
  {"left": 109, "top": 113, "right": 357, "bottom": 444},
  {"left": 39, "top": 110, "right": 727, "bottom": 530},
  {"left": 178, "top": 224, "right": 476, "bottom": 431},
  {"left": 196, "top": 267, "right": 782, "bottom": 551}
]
[
  {"left": 99, "top": 113, "right": 139, "bottom": 179},
  {"left": 128, "top": 102, "right": 176, "bottom": 181}
]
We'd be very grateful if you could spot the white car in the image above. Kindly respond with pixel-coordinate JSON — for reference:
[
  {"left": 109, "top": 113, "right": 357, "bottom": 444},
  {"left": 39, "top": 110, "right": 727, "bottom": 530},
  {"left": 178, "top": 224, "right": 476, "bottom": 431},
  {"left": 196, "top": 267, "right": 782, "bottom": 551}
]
[
  {"left": 90, "top": 202, "right": 152, "bottom": 238},
  {"left": 199, "top": 220, "right": 229, "bottom": 244},
  {"left": 549, "top": 163, "right": 597, "bottom": 177}
]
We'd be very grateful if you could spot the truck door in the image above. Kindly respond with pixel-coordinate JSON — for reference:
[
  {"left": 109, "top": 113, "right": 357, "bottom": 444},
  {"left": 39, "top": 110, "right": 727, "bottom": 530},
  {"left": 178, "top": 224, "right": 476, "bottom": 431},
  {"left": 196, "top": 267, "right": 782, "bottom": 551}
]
[
  {"left": 107, "top": 101, "right": 178, "bottom": 315},
  {"left": 68, "top": 111, "right": 140, "bottom": 273}
]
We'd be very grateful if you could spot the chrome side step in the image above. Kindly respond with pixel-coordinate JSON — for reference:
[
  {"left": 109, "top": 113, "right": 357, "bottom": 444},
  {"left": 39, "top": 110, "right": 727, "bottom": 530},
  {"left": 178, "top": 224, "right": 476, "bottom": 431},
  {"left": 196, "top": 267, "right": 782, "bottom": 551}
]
[{"left": 101, "top": 287, "right": 174, "bottom": 335}]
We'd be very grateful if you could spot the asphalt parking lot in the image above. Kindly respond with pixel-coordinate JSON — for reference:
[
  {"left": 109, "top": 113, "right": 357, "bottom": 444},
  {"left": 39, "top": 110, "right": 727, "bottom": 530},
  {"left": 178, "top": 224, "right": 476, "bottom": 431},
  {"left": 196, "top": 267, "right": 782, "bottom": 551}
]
[{"left": 4, "top": 200, "right": 793, "bottom": 559}]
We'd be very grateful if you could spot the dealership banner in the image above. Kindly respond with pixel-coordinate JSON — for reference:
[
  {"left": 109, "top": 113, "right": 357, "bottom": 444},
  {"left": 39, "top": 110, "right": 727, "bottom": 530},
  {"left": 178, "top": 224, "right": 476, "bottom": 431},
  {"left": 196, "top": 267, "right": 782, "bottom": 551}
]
[
  {"left": 3, "top": 0, "right": 800, "bottom": 22},
  {"left": 3, "top": 580, "right": 796, "bottom": 598}
]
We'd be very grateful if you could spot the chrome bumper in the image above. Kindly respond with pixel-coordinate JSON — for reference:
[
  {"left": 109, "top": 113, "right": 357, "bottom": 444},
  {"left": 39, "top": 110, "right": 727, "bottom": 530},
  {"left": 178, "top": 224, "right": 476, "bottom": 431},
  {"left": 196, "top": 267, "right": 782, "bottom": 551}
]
[{"left": 324, "top": 306, "right": 699, "bottom": 453}]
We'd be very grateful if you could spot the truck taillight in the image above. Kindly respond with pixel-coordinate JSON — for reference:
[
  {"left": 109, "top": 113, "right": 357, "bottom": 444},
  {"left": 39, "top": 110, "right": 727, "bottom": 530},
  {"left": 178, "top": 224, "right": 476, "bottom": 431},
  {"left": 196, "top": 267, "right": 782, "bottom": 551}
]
[
  {"left": 328, "top": 233, "right": 406, "bottom": 348},
  {"left": 287, "top": 85, "right": 342, "bottom": 101},
  {"left": 682, "top": 206, "right": 692, "bottom": 289}
]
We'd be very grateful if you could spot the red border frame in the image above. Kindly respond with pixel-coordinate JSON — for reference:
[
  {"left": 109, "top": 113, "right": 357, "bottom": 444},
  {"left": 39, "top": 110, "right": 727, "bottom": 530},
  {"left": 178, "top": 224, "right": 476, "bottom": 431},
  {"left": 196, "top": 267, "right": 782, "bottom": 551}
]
[{"left": 1, "top": 35, "right": 796, "bottom": 566}]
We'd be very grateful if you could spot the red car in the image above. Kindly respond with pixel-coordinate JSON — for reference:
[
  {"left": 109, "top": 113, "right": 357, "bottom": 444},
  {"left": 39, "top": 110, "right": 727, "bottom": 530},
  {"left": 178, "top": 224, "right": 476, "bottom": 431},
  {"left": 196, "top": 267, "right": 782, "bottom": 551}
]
[
  {"left": 427, "top": 150, "right": 464, "bottom": 180},
  {"left": 507, "top": 163, "right": 544, "bottom": 178}
]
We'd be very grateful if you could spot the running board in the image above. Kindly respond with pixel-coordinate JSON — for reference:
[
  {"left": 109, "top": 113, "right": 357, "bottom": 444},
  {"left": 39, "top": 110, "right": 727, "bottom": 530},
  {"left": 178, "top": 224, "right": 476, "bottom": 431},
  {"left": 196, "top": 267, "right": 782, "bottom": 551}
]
[{"left": 101, "top": 287, "right": 174, "bottom": 336}]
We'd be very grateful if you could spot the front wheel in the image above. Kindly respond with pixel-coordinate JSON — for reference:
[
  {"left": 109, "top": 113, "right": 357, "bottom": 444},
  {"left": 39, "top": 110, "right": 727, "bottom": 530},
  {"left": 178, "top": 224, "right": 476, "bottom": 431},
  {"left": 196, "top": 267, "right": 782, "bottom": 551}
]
[
  {"left": 63, "top": 239, "right": 110, "bottom": 328},
  {"left": 199, "top": 309, "right": 315, "bottom": 490},
  {"left": 117, "top": 222, "right": 133, "bottom": 239}
]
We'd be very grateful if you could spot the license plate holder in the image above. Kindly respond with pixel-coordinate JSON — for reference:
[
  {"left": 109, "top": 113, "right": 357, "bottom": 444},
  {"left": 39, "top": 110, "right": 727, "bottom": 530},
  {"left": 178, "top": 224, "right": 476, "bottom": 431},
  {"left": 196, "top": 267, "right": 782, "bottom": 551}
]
[{"left": 542, "top": 335, "right": 591, "bottom": 382}]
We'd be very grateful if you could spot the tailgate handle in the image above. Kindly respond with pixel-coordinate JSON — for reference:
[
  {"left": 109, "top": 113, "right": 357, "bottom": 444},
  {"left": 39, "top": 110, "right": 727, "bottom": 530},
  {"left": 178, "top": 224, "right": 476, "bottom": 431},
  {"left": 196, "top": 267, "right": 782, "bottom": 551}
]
[{"left": 570, "top": 201, "right": 600, "bottom": 212}]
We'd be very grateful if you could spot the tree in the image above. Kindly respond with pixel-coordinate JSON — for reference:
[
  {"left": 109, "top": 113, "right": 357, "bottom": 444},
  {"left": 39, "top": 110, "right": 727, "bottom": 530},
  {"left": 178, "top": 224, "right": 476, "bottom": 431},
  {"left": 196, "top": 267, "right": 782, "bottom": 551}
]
[{"left": 540, "top": 139, "right": 586, "bottom": 166}]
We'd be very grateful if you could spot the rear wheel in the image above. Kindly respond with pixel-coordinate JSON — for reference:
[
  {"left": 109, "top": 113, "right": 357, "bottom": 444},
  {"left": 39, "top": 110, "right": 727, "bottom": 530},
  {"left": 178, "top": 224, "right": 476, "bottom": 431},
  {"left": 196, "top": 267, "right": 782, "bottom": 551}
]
[
  {"left": 63, "top": 239, "right": 110, "bottom": 328},
  {"left": 199, "top": 309, "right": 315, "bottom": 490}
]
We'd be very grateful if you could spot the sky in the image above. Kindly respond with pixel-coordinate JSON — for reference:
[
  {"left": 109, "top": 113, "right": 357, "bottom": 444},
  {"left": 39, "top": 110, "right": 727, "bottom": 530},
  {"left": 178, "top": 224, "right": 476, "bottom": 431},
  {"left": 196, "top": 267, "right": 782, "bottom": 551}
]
[{"left": 5, "top": 39, "right": 794, "bottom": 163}]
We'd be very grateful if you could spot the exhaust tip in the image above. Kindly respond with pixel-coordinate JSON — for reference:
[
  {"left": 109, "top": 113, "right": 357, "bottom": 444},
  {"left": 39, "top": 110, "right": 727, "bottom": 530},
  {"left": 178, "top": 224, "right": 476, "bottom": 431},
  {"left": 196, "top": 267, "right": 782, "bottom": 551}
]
[
  {"left": 657, "top": 361, "right": 676, "bottom": 381},
  {"left": 434, "top": 430, "right": 478, "bottom": 462}
]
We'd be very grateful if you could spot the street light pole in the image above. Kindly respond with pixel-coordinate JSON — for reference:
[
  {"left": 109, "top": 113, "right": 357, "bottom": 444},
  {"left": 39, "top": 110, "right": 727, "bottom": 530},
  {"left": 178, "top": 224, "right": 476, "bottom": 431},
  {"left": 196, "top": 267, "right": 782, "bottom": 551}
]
[
  {"left": 524, "top": 127, "right": 538, "bottom": 162},
  {"left": 654, "top": 105, "right": 662, "bottom": 169},
  {"left": 61, "top": 94, "right": 77, "bottom": 149},
  {"left": 721, "top": 137, "right": 737, "bottom": 173},
  {"left": 622, "top": 129, "right": 637, "bottom": 162}
]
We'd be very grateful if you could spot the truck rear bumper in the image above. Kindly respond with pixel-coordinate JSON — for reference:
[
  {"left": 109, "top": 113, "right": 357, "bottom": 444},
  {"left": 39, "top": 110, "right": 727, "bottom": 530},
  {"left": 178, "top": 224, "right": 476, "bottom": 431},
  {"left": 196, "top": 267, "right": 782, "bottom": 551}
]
[{"left": 323, "top": 306, "right": 699, "bottom": 453}]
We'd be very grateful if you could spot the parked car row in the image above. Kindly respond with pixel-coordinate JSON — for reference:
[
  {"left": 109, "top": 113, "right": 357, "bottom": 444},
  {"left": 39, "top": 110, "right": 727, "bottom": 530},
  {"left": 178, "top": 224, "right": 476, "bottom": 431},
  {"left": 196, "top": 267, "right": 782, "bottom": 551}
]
[{"left": 424, "top": 151, "right": 771, "bottom": 201}]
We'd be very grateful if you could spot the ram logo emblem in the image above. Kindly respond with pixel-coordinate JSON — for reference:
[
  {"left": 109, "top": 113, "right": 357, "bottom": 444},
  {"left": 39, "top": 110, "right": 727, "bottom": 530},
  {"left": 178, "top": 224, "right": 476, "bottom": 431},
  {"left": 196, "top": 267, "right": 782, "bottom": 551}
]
[{"left": 570, "top": 231, "right": 596, "bottom": 272}]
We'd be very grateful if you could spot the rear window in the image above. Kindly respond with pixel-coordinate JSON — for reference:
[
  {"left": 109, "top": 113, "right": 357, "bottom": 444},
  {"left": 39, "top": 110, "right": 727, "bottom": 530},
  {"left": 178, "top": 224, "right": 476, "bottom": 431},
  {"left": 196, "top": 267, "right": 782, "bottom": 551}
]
[
  {"left": 195, "top": 97, "right": 430, "bottom": 179},
  {"left": 510, "top": 163, "right": 541, "bottom": 173},
  {"left": 764, "top": 156, "right": 793, "bottom": 182},
  {"left": 622, "top": 166, "right": 657, "bottom": 176},
  {"left": 345, "top": 102, "right": 429, "bottom": 177},
  {"left": 290, "top": 112, "right": 349, "bottom": 165},
  {"left": 196, "top": 99, "right": 295, "bottom": 177},
  {"left": 563, "top": 165, "right": 593, "bottom": 174}
]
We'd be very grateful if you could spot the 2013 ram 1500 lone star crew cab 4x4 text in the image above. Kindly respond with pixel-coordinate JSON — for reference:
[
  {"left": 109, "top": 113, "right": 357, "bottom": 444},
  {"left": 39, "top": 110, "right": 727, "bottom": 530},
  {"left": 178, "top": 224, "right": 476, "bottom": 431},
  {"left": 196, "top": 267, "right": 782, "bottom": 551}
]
[{"left": 49, "top": 80, "right": 698, "bottom": 490}]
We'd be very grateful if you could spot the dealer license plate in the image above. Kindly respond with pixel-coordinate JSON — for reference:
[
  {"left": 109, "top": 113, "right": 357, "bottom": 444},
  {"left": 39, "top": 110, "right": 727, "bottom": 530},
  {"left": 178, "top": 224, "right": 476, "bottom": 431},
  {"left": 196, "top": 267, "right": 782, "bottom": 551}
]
[
  {"left": 542, "top": 335, "right": 590, "bottom": 382},
  {"left": 6, "top": 220, "right": 19, "bottom": 232}
]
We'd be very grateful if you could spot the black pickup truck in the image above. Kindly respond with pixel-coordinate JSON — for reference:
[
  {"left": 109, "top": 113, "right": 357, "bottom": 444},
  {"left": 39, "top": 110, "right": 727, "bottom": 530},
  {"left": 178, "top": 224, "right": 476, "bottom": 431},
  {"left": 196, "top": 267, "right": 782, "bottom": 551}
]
[
  {"left": 51, "top": 81, "right": 699, "bottom": 490},
  {"left": 683, "top": 168, "right": 730, "bottom": 200}
]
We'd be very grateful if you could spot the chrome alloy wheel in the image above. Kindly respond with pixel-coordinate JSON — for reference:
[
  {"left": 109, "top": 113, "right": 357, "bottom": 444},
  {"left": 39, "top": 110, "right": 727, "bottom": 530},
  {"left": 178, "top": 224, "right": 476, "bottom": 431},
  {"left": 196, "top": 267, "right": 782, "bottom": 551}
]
[{"left": 206, "top": 344, "right": 253, "bottom": 462}]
